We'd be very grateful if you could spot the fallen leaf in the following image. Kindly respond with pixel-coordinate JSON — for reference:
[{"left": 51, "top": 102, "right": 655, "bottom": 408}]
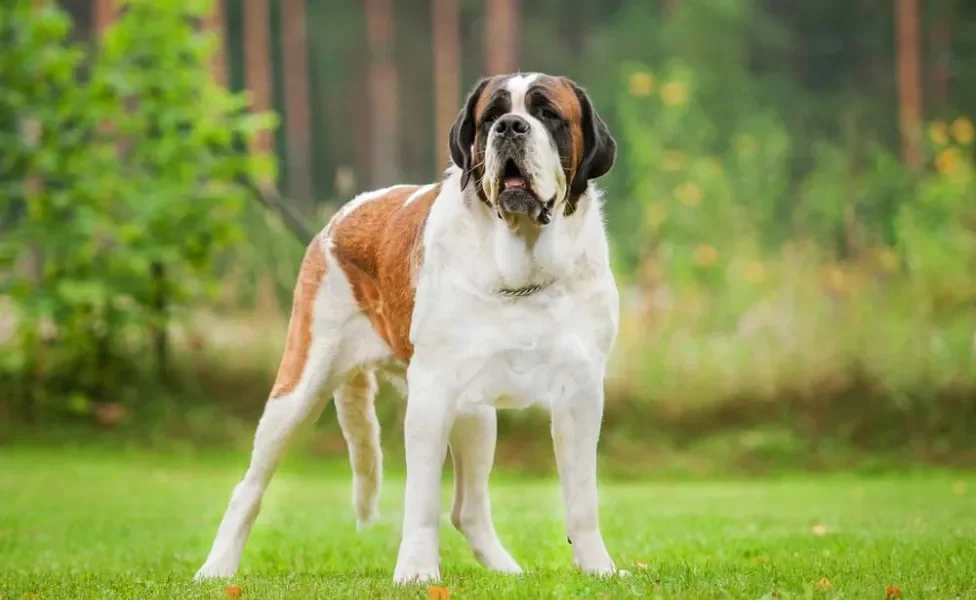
[
  {"left": 635, "top": 561, "right": 648, "bottom": 570},
  {"left": 952, "top": 481, "right": 966, "bottom": 495},
  {"left": 22, "top": 594, "right": 38, "bottom": 600},
  {"left": 427, "top": 586, "right": 450, "bottom": 600},
  {"left": 225, "top": 584, "right": 242, "bottom": 599},
  {"left": 885, "top": 584, "right": 901, "bottom": 598},
  {"left": 812, "top": 524, "right": 827, "bottom": 536},
  {"left": 816, "top": 577, "right": 832, "bottom": 590}
]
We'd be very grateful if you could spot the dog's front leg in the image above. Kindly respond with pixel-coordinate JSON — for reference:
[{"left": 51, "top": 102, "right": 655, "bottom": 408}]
[
  {"left": 393, "top": 368, "right": 456, "bottom": 585},
  {"left": 550, "top": 377, "right": 617, "bottom": 575}
]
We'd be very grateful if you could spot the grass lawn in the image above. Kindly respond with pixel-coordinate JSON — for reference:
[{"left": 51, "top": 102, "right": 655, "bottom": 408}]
[{"left": 0, "top": 446, "right": 973, "bottom": 599}]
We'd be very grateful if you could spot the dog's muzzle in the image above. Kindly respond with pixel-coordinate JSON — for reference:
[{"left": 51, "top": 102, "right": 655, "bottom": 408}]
[{"left": 491, "top": 116, "right": 552, "bottom": 226}]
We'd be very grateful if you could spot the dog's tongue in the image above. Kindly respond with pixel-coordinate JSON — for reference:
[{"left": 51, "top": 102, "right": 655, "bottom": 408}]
[{"left": 504, "top": 176, "right": 526, "bottom": 190}]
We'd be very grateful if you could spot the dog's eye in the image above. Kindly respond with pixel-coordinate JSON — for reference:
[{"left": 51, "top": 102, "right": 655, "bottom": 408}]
[{"left": 540, "top": 108, "right": 560, "bottom": 121}]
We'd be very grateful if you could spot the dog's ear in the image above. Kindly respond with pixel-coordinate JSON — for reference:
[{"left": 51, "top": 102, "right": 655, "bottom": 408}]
[
  {"left": 568, "top": 82, "right": 616, "bottom": 199},
  {"left": 449, "top": 77, "right": 491, "bottom": 190}
]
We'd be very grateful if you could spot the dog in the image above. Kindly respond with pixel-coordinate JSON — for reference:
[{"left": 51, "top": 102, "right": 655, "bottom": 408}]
[{"left": 194, "top": 72, "right": 620, "bottom": 584}]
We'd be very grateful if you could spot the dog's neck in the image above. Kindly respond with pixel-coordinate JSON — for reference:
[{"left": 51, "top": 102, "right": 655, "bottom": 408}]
[{"left": 447, "top": 167, "right": 599, "bottom": 292}]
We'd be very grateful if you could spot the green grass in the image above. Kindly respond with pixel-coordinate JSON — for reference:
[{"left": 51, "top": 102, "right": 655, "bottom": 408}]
[{"left": 1, "top": 446, "right": 973, "bottom": 599}]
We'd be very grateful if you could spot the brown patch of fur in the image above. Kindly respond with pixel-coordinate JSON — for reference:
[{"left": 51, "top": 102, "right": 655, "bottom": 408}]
[
  {"left": 270, "top": 234, "right": 328, "bottom": 398},
  {"left": 329, "top": 184, "right": 442, "bottom": 361},
  {"left": 473, "top": 76, "right": 509, "bottom": 121},
  {"left": 541, "top": 77, "right": 585, "bottom": 187}
]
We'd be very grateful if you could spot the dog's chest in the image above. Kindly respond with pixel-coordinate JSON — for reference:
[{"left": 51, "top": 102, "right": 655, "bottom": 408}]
[{"left": 410, "top": 279, "right": 618, "bottom": 410}]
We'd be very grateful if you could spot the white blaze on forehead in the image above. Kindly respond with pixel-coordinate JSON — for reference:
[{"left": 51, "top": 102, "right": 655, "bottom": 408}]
[{"left": 503, "top": 73, "right": 539, "bottom": 115}]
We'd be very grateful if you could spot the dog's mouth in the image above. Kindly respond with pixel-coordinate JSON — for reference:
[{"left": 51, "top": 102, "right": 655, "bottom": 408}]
[
  {"left": 495, "top": 159, "right": 552, "bottom": 225},
  {"left": 501, "top": 159, "right": 529, "bottom": 193}
]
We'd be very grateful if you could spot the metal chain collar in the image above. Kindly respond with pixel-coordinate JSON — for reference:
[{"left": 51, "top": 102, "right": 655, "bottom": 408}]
[{"left": 493, "top": 278, "right": 555, "bottom": 298}]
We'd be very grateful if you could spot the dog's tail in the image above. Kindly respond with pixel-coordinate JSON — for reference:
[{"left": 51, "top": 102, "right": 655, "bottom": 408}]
[{"left": 334, "top": 369, "right": 382, "bottom": 529}]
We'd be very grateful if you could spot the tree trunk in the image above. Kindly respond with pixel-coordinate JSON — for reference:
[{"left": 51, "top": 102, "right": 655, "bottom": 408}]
[
  {"left": 281, "top": 0, "right": 314, "bottom": 205},
  {"left": 150, "top": 262, "right": 168, "bottom": 380},
  {"left": 93, "top": 0, "right": 114, "bottom": 37},
  {"left": 927, "top": 7, "right": 950, "bottom": 116},
  {"left": 432, "top": 0, "right": 460, "bottom": 175},
  {"left": 895, "top": 0, "right": 923, "bottom": 171},
  {"left": 364, "top": 0, "right": 401, "bottom": 187},
  {"left": 205, "top": 0, "right": 228, "bottom": 88},
  {"left": 245, "top": 0, "right": 274, "bottom": 160},
  {"left": 484, "top": 0, "right": 520, "bottom": 76}
]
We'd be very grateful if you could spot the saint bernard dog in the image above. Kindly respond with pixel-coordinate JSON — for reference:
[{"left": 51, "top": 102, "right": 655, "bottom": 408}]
[{"left": 194, "top": 72, "right": 621, "bottom": 584}]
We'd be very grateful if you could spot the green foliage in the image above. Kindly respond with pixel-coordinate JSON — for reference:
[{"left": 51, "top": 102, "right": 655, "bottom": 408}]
[
  {"left": 2, "top": 448, "right": 975, "bottom": 599},
  {"left": 896, "top": 132, "right": 976, "bottom": 313},
  {"left": 597, "top": 1, "right": 976, "bottom": 452},
  {"left": 0, "top": 0, "right": 277, "bottom": 419}
]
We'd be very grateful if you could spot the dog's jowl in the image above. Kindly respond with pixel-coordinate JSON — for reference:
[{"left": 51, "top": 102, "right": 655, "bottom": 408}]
[{"left": 194, "top": 73, "right": 621, "bottom": 585}]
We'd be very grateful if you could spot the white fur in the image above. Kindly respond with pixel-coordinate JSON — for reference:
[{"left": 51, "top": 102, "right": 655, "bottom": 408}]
[
  {"left": 404, "top": 183, "right": 438, "bottom": 206},
  {"left": 395, "top": 166, "right": 620, "bottom": 583},
  {"left": 194, "top": 83, "right": 620, "bottom": 583}
]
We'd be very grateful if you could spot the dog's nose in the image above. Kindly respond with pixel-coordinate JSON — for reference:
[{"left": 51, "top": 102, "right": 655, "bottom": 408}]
[{"left": 494, "top": 114, "right": 530, "bottom": 138}]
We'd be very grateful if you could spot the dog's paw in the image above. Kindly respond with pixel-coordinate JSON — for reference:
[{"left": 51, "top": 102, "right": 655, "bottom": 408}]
[
  {"left": 392, "top": 563, "right": 441, "bottom": 585},
  {"left": 355, "top": 510, "right": 379, "bottom": 532},
  {"left": 576, "top": 562, "right": 620, "bottom": 577},
  {"left": 393, "top": 531, "right": 440, "bottom": 584},
  {"left": 193, "top": 562, "right": 237, "bottom": 581},
  {"left": 473, "top": 545, "right": 522, "bottom": 574},
  {"left": 572, "top": 550, "right": 620, "bottom": 577}
]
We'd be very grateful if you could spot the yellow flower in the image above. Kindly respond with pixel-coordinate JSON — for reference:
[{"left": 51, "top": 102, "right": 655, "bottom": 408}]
[
  {"left": 644, "top": 202, "right": 668, "bottom": 229},
  {"left": 951, "top": 117, "right": 974, "bottom": 145},
  {"left": 877, "top": 248, "right": 900, "bottom": 273},
  {"left": 693, "top": 244, "right": 718, "bottom": 267},
  {"left": 703, "top": 157, "right": 724, "bottom": 178},
  {"left": 675, "top": 182, "right": 702, "bottom": 207},
  {"left": 735, "top": 135, "right": 759, "bottom": 158},
  {"left": 928, "top": 121, "right": 950, "bottom": 146},
  {"left": 935, "top": 147, "right": 961, "bottom": 175},
  {"left": 743, "top": 261, "right": 766, "bottom": 285},
  {"left": 662, "top": 151, "right": 687, "bottom": 172},
  {"left": 660, "top": 81, "right": 688, "bottom": 107},
  {"left": 628, "top": 72, "right": 656, "bottom": 97},
  {"left": 826, "top": 267, "right": 846, "bottom": 293}
]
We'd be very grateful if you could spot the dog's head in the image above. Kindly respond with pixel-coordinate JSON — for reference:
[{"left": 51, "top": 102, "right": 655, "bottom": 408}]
[{"left": 449, "top": 73, "right": 616, "bottom": 225}]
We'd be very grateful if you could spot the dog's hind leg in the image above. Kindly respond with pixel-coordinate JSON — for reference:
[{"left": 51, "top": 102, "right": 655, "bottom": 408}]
[
  {"left": 194, "top": 237, "right": 340, "bottom": 580},
  {"left": 449, "top": 406, "right": 521, "bottom": 573},
  {"left": 334, "top": 369, "right": 382, "bottom": 529}
]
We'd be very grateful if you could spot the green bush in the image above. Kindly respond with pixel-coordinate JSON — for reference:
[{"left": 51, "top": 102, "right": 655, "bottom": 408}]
[{"left": 0, "top": 0, "right": 276, "bottom": 421}]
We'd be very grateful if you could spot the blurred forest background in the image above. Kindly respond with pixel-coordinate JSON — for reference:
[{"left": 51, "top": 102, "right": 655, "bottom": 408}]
[{"left": 3, "top": 0, "right": 976, "bottom": 475}]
